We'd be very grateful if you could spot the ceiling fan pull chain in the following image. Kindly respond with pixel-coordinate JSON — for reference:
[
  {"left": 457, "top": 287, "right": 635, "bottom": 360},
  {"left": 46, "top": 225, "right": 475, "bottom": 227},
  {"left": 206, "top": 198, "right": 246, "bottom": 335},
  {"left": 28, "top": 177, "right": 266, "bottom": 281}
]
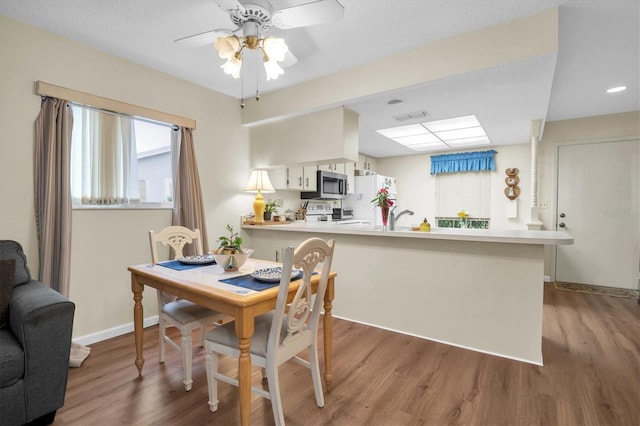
[
  {"left": 240, "top": 60, "right": 245, "bottom": 109},
  {"left": 255, "top": 60, "right": 260, "bottom": 101}
]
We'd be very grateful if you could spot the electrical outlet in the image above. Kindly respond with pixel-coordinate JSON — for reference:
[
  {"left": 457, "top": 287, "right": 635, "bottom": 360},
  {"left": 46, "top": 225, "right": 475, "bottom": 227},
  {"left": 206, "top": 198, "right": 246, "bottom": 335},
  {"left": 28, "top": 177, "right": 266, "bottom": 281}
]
[{"left": 538, "top": 201, "right": 548, "bottom": 209}]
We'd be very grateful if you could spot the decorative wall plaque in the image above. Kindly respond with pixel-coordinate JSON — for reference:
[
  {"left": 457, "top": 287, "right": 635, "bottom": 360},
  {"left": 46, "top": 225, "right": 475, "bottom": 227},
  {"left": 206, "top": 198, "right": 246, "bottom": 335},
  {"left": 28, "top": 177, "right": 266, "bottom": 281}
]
[{"left": 504, "top": 168, "right": 520, "bottom": 200}]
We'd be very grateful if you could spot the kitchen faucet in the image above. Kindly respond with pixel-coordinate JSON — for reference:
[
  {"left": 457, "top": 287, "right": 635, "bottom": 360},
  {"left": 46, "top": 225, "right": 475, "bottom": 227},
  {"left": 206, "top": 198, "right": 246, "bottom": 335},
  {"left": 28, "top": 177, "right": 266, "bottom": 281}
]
[{"left": 389, "top": 206, "right": 414, "bottom": 230}]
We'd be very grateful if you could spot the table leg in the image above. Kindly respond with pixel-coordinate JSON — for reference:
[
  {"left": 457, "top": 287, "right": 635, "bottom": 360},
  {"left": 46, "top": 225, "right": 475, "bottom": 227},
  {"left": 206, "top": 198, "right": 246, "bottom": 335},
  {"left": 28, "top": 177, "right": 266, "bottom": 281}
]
[
  {"left": 235, "top": 314, "right": 254, "bottom": 426},
  {"left": 323, "top": 278, "right": 335, "bottom": 390},
  {"left": 132, "top": 275, "right": 145, "bottom": 376}
]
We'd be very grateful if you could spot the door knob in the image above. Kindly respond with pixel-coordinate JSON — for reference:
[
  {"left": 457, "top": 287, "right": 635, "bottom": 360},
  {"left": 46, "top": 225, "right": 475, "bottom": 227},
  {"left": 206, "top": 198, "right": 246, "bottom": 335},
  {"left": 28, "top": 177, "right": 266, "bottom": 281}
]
[
  {"left": 559, "top": 222, "right": 566, "bottom": 228},
  {"left": 559, "top": 213, "right": 566, "bottom": 218}
]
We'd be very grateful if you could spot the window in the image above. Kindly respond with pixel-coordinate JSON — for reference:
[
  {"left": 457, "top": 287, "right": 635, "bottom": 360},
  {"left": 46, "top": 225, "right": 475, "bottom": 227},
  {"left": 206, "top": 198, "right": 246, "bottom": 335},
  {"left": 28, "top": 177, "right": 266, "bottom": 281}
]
[
  {"left": 435, "top": 171, "right": 491, "bottom": 229},
  {"left": 70, "top": 105, "right": 174, "bottom": 208}
]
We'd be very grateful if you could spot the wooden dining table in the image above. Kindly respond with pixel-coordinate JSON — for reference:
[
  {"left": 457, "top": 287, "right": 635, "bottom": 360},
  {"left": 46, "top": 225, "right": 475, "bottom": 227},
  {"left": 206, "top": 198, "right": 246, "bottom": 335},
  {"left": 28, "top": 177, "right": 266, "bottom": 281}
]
[{"left": 129, "top": 258, "right": 336, "bottom": 426}]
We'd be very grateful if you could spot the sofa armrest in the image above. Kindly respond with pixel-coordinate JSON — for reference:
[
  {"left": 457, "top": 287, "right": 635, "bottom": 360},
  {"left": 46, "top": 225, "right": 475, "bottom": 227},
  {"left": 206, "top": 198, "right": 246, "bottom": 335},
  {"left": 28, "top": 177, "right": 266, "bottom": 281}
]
[{"left": 9, "top": 280, "right": 75, "bottom": 422}]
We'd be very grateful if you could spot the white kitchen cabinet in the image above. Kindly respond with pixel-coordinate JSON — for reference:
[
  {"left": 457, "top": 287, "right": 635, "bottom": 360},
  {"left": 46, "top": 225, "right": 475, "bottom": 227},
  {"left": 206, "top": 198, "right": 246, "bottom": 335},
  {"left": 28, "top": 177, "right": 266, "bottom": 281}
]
[
  {"left": 319, "top": 163, "right": 342, "bottom": 173},
  {"left": 357, "top": 154, "right": 377, "bottom": 173},
  {"left": 303, "top": 165, "right": 317, "bottom": 190},
  {"left": 268, "top": 168, "right": 288, "bottom": 190},
  {"left": 287, "top": 166, "right": 317, "bottom": 191},
  {"left": 288, "top": 166, "right": 303, "bottom": 190}
]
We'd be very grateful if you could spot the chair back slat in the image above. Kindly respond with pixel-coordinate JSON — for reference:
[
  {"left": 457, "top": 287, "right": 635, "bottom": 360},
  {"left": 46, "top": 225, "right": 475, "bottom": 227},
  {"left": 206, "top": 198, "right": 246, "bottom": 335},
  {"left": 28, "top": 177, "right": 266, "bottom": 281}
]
[
  {"left": 149, "top": 226, "right": 203, "bottom": 264},
  {"left": 269, "top": 238, "right": 335, "bottom": 350}
]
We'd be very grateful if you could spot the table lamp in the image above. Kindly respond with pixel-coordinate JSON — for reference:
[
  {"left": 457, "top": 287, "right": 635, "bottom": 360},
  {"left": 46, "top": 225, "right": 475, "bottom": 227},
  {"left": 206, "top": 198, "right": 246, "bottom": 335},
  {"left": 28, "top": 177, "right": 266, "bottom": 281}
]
[{"left": 244, "top": 170, "right": 275, "bottom": 223}]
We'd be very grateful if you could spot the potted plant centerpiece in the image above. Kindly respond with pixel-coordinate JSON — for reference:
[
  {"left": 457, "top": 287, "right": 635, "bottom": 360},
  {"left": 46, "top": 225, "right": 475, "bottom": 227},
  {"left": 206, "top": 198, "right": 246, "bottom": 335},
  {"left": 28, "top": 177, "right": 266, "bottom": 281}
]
[
  {"left": 212, "top": 224, "right": 252, "bottom": 271},
  {"left": 263, "top": 200, "right": 280, "bottom": 221}
]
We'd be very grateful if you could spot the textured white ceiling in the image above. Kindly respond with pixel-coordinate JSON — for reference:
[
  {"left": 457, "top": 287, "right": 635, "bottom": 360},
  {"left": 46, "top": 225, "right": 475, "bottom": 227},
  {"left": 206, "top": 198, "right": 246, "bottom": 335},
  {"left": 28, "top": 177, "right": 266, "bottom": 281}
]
[{"left": 0, "top": 0, "right": 637, "bottom": 157}]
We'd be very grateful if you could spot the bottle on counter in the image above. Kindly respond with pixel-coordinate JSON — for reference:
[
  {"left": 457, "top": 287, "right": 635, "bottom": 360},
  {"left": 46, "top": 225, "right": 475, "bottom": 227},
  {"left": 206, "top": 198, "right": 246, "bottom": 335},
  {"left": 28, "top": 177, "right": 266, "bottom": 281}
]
[{"left": 419, "top": 218, "right": 431, "bottom": 232}]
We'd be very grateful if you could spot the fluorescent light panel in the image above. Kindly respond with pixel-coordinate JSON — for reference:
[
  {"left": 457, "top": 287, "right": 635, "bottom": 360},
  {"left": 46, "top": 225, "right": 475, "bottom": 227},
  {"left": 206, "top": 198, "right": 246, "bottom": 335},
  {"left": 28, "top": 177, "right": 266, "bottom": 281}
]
[
  {"left": 377, "top": 123, "right": 428, "bottom": 139},
  {"left": 395, "top": 133, "right": 441, "bottom": 145},
  {"left": 376, "top": 114, "right": 491, "bottom": 152},
  {"left": 434, "top": 126, "right": 486, "bottom": 140},
  {"left": 424, "top": 115, "right": 480, "bottom": 132}
]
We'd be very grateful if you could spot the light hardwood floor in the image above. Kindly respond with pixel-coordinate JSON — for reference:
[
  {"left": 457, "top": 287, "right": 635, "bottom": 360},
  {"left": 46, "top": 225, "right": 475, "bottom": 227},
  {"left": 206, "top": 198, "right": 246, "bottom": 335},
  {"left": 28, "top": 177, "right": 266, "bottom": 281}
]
[{"left": 55, "top": 283, "right": 639, "bottom": 425}]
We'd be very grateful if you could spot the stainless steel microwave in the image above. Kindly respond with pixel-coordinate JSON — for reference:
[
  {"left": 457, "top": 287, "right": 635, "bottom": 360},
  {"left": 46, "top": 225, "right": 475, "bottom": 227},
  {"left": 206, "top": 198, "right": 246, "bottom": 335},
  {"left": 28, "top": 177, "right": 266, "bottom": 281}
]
[{"left": 301, "top": 170, "right": 348, "bottom": 200}]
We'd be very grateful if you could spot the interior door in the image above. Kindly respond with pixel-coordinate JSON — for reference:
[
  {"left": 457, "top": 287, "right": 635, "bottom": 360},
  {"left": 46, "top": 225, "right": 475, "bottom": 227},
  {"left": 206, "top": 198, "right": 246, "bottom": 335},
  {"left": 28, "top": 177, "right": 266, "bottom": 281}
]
[{"left": 555, "top": 140, "right": 639, "bottom": 289}]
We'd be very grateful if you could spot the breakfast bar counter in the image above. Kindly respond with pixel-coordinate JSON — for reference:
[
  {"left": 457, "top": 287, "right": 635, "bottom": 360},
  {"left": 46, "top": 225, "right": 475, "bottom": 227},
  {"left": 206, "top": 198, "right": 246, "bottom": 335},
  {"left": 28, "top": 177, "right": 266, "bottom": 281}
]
[
  {"left": 242, "top": 220, "right": 572, "bottom": 245},
  {"left": 242, "top": 221, "right": 573, "bottom": 365}
]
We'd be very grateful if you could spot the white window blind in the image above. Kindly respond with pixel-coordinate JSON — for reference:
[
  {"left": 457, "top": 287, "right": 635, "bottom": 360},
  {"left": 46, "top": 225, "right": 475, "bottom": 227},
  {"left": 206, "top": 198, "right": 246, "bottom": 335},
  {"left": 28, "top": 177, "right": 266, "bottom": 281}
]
[{"left": 435, "top": 171, "right": 491, "bottom": 218}]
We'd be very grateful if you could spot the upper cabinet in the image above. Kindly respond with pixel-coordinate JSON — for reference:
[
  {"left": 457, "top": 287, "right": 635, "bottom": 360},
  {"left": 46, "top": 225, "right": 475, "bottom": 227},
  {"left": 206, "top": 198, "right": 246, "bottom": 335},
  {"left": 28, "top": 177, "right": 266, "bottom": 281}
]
[
  {"left": 271, "top": 166, "right": 318, "bottom": 191},
  {"left": 249, "top": 107, "right": 359, "bottom": 168},
  {"left": 288, "top": 166, "right": 317, "bottom": 191},
  {"left": 268, "top": 169, "right": 287, "bottom": 190},
  {"left": 357, "top": 154, "right": 378, "bottom": 173}
]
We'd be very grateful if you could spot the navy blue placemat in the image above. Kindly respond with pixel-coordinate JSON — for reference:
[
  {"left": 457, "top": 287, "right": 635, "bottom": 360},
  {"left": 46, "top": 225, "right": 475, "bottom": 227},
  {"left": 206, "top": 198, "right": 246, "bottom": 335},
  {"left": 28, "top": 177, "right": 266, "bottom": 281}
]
[
  {"left": 157, "top": 260, "right": 215, "bottom": 271},
  {"left": 219, "top": 274, "right": 279, "bottom": 291},
  {"left": 220, "top": 271, "right": 318, "bottom": 292}
]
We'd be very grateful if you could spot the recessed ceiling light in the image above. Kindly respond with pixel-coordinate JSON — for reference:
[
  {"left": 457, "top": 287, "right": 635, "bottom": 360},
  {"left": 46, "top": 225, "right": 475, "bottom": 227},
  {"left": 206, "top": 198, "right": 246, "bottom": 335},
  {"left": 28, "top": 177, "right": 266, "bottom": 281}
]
[{"left": 606, "top": 86, "right": 627, "bottom": 93}]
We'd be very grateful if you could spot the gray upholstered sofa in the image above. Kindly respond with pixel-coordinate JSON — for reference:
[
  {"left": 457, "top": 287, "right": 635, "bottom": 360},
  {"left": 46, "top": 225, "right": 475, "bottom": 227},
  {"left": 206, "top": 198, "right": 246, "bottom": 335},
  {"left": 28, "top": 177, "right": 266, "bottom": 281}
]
[{"left": 0, "top": 240, "right": 75, "bottom": 425}]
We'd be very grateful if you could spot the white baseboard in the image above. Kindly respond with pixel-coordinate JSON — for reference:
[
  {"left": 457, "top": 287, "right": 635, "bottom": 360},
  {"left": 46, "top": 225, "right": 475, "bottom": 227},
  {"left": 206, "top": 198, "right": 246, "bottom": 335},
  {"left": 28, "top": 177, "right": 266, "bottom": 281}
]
[
  {"left": 544, "top": 275, "right": 551, "bottom": 282},
  {"left": 73, "top": 315, "right": 159, "bottom": 346},
  {"left": 332, "top": 314, "right": 543, "bottom": 366}
]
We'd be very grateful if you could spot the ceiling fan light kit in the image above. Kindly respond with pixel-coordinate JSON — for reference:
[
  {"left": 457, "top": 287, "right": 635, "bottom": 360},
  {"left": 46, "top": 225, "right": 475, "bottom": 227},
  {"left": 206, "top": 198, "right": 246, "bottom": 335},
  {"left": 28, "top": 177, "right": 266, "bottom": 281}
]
[
  {"left": 176, "top": 0, "right": 344, "bottom": 106},
  {"left": 214, "top": 20, "right": 288, "bottom": 81}
]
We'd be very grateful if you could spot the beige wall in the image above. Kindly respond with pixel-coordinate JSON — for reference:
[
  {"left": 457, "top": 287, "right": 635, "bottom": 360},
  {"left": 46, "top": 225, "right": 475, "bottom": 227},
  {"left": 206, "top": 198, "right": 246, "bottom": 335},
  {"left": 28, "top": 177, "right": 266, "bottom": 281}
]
[
  {"left": 377, "top": 111, "right": 640, "bottom": 278},
  {"left": 0, "top": 15, "right": 252, "bottom": 340},
  {"left": 377, "top": 144, "right": 532, "bottom": 230}
]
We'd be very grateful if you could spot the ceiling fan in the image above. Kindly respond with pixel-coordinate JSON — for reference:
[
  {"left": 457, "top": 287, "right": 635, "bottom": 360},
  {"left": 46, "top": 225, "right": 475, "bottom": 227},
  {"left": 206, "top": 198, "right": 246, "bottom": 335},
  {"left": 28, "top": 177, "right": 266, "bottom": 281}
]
[{"left": 175, "top": 0, "right": 345, "bottom": 79}]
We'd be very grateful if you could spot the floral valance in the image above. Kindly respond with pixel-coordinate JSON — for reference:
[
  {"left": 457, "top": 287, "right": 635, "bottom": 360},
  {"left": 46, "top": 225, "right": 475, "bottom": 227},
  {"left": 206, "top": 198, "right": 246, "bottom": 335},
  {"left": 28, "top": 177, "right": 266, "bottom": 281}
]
[{"left": 430, "top": 150, "right": 497, "bottom": 174}]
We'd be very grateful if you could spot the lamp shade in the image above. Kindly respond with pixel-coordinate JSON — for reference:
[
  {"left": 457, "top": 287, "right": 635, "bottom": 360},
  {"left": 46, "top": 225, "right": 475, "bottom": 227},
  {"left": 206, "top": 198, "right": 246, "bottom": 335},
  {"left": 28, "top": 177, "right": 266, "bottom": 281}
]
[{"left": 244, "top": 170, "right": 275, "bottom": 193}]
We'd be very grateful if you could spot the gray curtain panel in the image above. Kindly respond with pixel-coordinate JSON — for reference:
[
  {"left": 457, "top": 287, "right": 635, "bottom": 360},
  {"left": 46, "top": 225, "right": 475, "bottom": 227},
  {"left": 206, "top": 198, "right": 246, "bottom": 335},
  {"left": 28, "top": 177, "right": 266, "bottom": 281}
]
[
  {"left": 172, "top": 127, "right": 209, "bottom": 254},
  {"left": 34, "top": 97, "right": 73, "bottom": 296}
]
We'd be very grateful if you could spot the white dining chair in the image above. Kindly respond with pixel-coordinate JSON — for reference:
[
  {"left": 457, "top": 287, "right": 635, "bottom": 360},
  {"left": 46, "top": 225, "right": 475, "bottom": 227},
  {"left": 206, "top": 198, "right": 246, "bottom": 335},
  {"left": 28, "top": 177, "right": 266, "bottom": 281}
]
[
  {"left": 204, "top": 237, "right": 335, "bottom": 426},
  {"left": 149, "top": 225, "right": 227, "bottom": 391}
]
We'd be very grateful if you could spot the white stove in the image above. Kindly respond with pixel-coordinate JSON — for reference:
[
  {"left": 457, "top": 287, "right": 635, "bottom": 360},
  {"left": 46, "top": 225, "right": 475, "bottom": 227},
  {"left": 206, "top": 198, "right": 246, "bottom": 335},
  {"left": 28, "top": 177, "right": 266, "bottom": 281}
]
[{"left": 304, "top": 201, "right": 334, "bottom": 221}]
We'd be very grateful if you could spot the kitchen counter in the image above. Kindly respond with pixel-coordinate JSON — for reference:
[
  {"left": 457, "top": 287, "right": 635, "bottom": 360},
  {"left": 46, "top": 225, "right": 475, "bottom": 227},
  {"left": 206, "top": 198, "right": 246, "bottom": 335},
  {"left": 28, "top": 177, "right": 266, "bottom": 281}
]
[
  {"left": 241, "top": 220, "right": 573, "bottom": 245},
  {"left": 243, "top": 222, "right": 573, "bottom": 365}
]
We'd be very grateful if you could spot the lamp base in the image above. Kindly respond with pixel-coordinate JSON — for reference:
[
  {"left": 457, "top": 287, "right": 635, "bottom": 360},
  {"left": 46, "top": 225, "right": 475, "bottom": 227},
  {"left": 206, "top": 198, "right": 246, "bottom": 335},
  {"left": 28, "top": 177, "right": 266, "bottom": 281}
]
[{"left": 253, "top": 192, "right": 265, "bottom": 223}]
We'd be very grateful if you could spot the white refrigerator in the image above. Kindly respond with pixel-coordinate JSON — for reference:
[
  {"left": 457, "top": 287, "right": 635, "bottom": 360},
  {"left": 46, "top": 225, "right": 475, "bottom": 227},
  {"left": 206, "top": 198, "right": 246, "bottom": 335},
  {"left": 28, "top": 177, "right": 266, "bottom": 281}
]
[{"left": 346, "top": 175, "right": 397, "bottom": 227}]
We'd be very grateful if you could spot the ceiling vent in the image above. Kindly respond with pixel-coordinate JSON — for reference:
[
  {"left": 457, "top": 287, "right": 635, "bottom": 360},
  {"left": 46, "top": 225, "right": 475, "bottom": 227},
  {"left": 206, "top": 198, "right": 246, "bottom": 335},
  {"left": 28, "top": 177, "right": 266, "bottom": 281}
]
[{"left": 393, "top": 110, "right": 429, "bottom": 122}]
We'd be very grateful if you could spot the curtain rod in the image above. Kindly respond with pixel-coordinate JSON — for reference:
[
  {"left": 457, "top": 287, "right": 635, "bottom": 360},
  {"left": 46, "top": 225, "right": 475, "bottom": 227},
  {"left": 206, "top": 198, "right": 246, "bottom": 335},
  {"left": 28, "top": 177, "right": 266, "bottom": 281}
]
[
  {"left": 58, "top": 100, "right": 179, "bottom": 131},
  {"left": 35, "top": 81, "right": 196, "bottom": 130}
]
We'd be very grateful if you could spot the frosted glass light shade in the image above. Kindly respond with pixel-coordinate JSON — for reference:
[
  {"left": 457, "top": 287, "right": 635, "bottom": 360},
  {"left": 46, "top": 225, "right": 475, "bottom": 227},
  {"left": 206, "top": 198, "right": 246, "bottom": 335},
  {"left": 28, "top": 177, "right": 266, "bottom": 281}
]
[
  {"left": 214, "top": 36, "right": 240, "bottom": 60},
  {"left": 264, "top": 59, "right": 284, "bottom": 80},
  {"left": 221, "top": 57, "right": 242, "bottom": 79},
  {"left": 262, "top": 37, "right": 288, "bottom": 62}
]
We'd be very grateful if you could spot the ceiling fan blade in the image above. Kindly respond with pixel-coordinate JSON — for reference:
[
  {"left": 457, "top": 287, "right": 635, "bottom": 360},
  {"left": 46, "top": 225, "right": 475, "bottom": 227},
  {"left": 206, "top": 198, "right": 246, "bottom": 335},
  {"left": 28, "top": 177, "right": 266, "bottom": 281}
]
[
  {"left": 272, "top": 0, "right": 345, "bottom": 29},
  {"left": 174, "top": 28, "right": 234, "bottom": 47},
  {"left": 213, "top": 0, "right": 246, "bottom": 15},
  {"left": 280, "top": 49, "right": 298, "bottom": 68}
]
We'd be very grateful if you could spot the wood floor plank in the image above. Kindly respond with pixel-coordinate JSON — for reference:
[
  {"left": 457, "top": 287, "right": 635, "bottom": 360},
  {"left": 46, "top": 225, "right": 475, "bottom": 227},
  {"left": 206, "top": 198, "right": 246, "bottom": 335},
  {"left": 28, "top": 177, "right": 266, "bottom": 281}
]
[{"left": 55, "top": 283, "right": 639, "bottom": 425}]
